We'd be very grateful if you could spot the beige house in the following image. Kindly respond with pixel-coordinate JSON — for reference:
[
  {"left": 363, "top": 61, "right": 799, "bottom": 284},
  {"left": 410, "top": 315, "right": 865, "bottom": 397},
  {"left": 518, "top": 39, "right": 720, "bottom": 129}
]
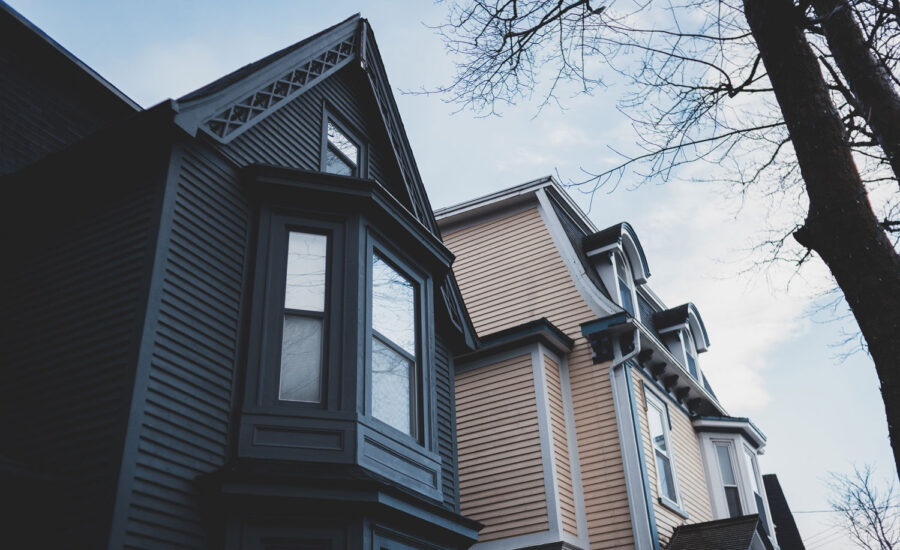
[{"left": 437, "top": 178, "right": 779, "bottom": 550}]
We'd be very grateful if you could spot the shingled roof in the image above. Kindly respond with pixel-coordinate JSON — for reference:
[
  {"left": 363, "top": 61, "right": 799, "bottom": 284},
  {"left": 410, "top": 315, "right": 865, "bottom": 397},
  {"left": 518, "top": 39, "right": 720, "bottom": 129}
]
[{"left": 667, "top": 515, "right": 774, "bottom": 550}]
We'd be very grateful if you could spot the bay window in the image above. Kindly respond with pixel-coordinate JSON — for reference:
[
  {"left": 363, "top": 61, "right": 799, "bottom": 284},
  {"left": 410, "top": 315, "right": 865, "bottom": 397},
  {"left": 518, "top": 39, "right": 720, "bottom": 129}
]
[{"left": 744, "top": 447, "right": 771, "bottom": 535}]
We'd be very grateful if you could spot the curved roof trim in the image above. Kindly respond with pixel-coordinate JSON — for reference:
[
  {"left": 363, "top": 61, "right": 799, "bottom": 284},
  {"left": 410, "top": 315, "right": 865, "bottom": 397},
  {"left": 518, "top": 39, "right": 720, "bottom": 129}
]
[
  {"left": 582, "top": 222, "right": 651, "bottom": 283},
  {"left": 652, "top": 302, "right": 711, "bottom": 352},
  {"left": 686, "top": 302, "right": 711, "bottom": 352}
]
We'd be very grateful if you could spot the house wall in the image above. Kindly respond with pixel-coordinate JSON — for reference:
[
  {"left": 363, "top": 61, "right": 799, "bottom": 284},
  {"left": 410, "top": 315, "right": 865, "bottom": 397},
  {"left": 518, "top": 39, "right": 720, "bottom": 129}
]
[
  {"left": 0, "top": 148, "right": 163, "bottom": 548},
  {"left": 112, "top": 140, "right": 249, "bottom": 549},
  {"left": 443, "top": 206, "right": 634, "bottom": 549},
  {"left": 632, "top": 369, "right": 713, "bottom": 546},
  {"left": 455, "top": 353, "right": 549, "bottom": 541},
  {"left": 218, "top": 65, "right": 409, "bottom": 211}
]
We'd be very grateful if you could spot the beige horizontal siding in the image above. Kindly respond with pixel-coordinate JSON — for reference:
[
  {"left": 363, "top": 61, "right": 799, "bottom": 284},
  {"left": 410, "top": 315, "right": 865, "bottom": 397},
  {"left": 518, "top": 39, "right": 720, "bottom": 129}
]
[
  {"left": 544, "top": 355, "right": 579, "bottom": 537},
  {"left": 445, "top": 207, "right": 634, "bottom": 549},
  {"left": 456, "top": 353, "right": 549, "bottom": 541},
  {"left": 633, "top": 369, "right": 713, "bottom": 546}
]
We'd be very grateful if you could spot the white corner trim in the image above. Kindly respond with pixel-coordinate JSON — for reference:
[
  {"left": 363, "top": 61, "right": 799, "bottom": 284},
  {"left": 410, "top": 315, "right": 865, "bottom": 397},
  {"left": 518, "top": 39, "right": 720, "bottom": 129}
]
[
  {"left": 610, "top": 363, "right": 656, "bottom": 550},
  {"left": 559, "top": 351, "right": 591, "bottom": 547},
  {"left": 532, "top": 346, "right": 562, "bottom": 541},
  {"left": 535, "top": 188, "right": 618, "bottom": 317}
]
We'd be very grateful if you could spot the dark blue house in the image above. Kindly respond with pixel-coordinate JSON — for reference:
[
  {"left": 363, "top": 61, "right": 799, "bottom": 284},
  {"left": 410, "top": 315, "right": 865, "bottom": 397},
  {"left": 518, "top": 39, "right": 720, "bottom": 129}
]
[{"left": 0, "top": 4, "right": 480, "bottom": 548}]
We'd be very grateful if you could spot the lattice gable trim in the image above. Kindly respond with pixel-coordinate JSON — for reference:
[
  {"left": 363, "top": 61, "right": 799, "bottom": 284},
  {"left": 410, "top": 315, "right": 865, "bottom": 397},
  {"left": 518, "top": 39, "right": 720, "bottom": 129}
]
[{"left": 202, "top": 35, "right": 356, "bottom": 143}]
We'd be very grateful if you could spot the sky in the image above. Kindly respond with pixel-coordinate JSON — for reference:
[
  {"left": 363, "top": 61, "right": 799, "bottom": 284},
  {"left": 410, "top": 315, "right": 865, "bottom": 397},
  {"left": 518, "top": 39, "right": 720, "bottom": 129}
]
[{"left": 9, "top": 1, "right": 895, "bottom": 547}]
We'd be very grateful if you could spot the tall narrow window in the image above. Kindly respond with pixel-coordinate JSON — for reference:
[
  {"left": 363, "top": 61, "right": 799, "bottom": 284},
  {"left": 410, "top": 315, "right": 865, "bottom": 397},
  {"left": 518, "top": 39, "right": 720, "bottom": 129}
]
[
  {"left": 647, "top": 395, "right": 679, "bottom": 503},
  {"left": 715, "top": 443, "right": 743, "bottom": 517},
  {"left": 371, "top": 253, "right": 418, "bottom": 437},
  {"left": 324, "top": 121, "right": 359, "bottom": 176},
  {"left": 615, "top": 252, "right": 635, "bottom": 316},
  {"left": 279, "top": 232, "right": 327, "bottom": 403},
  {"left": 682, "top": 329, "right": 698, "bottom": 379},
  {"left": 744, "top": 448, "right": 771, "bottom": 534}
]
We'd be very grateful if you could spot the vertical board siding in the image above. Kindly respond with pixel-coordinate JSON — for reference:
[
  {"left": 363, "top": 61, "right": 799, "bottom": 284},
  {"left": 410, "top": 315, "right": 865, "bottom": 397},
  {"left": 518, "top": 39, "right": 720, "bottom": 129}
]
[
  {"left": 436, "top": 334, "right": 460, "bottom": 512},
  {"left": 122, "top": 143, "right": 249, "bottom": 549},
  {"left": 1, "top": 182, "right": 156, "bottom": 547},
  {"left": 455, "top": 354, "right": 549, "bottom": 541},
  {"left": 443, "top": 207, "right": 635, "bottom": 549},
  {"left": 633, "top": 370, "right": 712, "bottom": 545},
  {"left": 544, "top": 355, "right": 578, "bottom": 537}
]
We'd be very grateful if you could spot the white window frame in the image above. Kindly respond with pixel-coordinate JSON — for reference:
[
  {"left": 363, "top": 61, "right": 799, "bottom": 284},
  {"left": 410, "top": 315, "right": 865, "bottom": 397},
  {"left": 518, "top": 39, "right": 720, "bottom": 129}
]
[
  {"left": 645, "top": 391, "right": 683, "bottom": 510},
  {"left": 711, "top": 439, "right": 745, "bottom": 517},
  {"left": 698, "top": 433, "right": 776, "bottom": 539},
  {"left": 742, "top": 442, "right": 774, "bottom": 537}
]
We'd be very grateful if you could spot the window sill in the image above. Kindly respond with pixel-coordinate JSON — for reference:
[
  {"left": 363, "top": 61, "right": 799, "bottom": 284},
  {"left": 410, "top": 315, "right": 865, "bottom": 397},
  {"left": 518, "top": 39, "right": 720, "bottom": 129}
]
[{"left": 658, "top": 496, "right": 690, "bottom": 520}]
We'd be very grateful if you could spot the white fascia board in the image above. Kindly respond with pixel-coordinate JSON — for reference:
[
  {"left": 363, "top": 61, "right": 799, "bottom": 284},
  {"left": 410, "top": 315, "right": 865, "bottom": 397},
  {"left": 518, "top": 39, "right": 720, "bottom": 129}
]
[{"left": 692, "top": 418, "right": 766, "bottom": 449}]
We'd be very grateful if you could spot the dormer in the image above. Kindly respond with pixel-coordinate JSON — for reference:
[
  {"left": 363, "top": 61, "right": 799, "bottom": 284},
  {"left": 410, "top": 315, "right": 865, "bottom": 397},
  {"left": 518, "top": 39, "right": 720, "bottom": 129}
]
[
  {"left": 582, "top": 222, "right": 651, "bottom": 318},
  {"left": 653, "top": 303, "right": 711, "bottom": 383}
]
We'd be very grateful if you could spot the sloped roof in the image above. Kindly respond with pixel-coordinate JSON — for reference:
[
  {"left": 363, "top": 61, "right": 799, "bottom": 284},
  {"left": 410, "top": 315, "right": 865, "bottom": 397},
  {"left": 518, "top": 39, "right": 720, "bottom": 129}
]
[
  {"left": 667, "top": 515, "right": 774, "bottom": 550},
  {"left": 763, "top": 474, "right": 806, "bottom": 550},
  {"left": 179, "top": 15, "right": 359, "bottom": 103},
  {"left": 0, "top": 1, "right": 140, "bottom": 111}
]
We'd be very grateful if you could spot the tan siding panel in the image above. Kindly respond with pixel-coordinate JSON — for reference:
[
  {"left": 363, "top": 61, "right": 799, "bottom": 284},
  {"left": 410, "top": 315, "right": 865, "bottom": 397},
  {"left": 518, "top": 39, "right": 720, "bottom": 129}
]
[
  {"left": 455, "top": 354, "right": 549, "bottom": 541},
  {"left": 445, "top": 207, "right": 635, "bottom": 549},
  {"left": 632, "top": 370, "right": 713, "bottom": 545}
]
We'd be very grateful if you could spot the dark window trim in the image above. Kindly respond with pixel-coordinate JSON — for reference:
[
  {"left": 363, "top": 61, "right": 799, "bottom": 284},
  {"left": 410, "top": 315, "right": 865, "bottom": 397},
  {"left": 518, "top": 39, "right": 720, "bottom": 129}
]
[
  {"left": 255, "top": 214, "right": 346, "bottom": 412},
  {"left": 320, "top": 102, "right": 367, "bottom": 178}
]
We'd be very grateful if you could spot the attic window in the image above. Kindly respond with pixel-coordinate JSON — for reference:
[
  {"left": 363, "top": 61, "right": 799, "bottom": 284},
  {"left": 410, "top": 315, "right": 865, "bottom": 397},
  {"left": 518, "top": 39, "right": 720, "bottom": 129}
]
[{"left": 325, "top": 121, "right": 360, "bottom": 176}]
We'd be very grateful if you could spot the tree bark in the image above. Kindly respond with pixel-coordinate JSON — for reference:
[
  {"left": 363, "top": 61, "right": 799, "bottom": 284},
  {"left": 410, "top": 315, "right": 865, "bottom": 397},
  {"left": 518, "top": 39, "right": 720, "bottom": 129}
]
[
  {"left": 744, "top": 0, "right": 900, "bottom": 477},
  {"left": 812, "top": 0, "right": 900, "bottom": 186}
]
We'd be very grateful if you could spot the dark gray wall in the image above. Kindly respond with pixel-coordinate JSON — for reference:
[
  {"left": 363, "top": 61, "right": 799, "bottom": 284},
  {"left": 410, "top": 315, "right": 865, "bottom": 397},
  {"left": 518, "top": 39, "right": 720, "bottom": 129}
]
[
  {"left": 112, "top": 139, "right": 250, "bottom": 549},
  {"left": 218, "top": 65, "right": 409, "bottom": 209},
  {"left": 0, "top": 144, "right": 164, "bottom": 548}
]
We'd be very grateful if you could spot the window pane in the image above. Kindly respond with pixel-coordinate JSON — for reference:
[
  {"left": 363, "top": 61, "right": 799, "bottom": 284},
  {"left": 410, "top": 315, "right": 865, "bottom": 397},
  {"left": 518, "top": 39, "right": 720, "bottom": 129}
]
[
  {"left": 325, "top": 147, "right": 354, "bottom": 176},
  {"left": 686, "top": 350, "right": 697, "bottom": 378},
  {"left": 648, "top": 405, "right": 668, "bottom": 454},
  {"left": 285, "top": 232, "right": 327, "bottom": 312},
  {"left": 756, "top": 492, "right": 771, "bottom": 534},
  {"left": 279, "top": 315, "right": 323, "bottom": 402},
  {"left": 327, "top": 122, "right": 358, "bottom": 164},
  {"left": 745, "top": 449, "right": 762, "bottom": 493},
  {"left": 656, "top": 451, "right": 677, "bottom": 501},
  {"left": 619, "top": 279, "right": 635, "bottom": 315},
  {"left": 716, "top": 445, "right": 737, "bottom": 485},
  {"left": 371, "top": 337, "right": 412, "bottom": 434},
  {"left": 725, "top": 486, "right": 743, "bottom": 517},
  {"left": 372, "top": 254, "right": 416, "bottom": 354}
]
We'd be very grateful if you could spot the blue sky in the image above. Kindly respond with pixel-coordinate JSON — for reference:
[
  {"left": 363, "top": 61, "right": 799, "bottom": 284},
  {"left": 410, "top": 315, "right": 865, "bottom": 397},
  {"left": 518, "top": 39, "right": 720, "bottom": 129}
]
[{"left": 10, "top": 1, "right": 894, "bottom": 547}]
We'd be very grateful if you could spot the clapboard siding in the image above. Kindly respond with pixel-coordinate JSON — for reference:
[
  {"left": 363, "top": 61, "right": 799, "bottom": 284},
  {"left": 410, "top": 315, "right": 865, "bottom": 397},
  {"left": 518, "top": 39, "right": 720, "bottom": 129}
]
[
  {"left": 444, "top": 206, "right": 635, "bottom": 549},
  {"left": 122, "top": 142, "right": 249, "bottom": 549},
  {"left": 544, "top": 355, "right": 578, "bottom": 537},
  {"left": 1, "top": 177, "right": 157, "bottom": 547},
  {"left": 218, "top": 65, "right": 407, "bottom": 208},
  {"left": 456, "top": 354, "right": 549, "bottom": 541},
  {"left": 633, "top": 369, "right": 713, "bottom": 545},
  {"left": 436, "top": 333, "right": 461, "bottom": 512}
]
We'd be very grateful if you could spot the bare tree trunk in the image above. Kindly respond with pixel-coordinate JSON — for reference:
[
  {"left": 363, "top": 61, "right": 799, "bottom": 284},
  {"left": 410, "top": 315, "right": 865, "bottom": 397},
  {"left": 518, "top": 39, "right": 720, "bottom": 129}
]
[
  {"left": 812, "top": 0, "right": 900, "bottom": 185},
  {"left": 744, "top": 0, "right": 900, "bottom": 477}
]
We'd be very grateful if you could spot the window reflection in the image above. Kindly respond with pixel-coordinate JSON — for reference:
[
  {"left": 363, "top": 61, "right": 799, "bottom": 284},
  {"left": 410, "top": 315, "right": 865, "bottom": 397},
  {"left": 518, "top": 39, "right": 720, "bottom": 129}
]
[
  {"left": 370, "top": 253, "right": 417, "bottom": 436},
  {"left": 280, "top": 231, "right": 327, "bottom": 403}
]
